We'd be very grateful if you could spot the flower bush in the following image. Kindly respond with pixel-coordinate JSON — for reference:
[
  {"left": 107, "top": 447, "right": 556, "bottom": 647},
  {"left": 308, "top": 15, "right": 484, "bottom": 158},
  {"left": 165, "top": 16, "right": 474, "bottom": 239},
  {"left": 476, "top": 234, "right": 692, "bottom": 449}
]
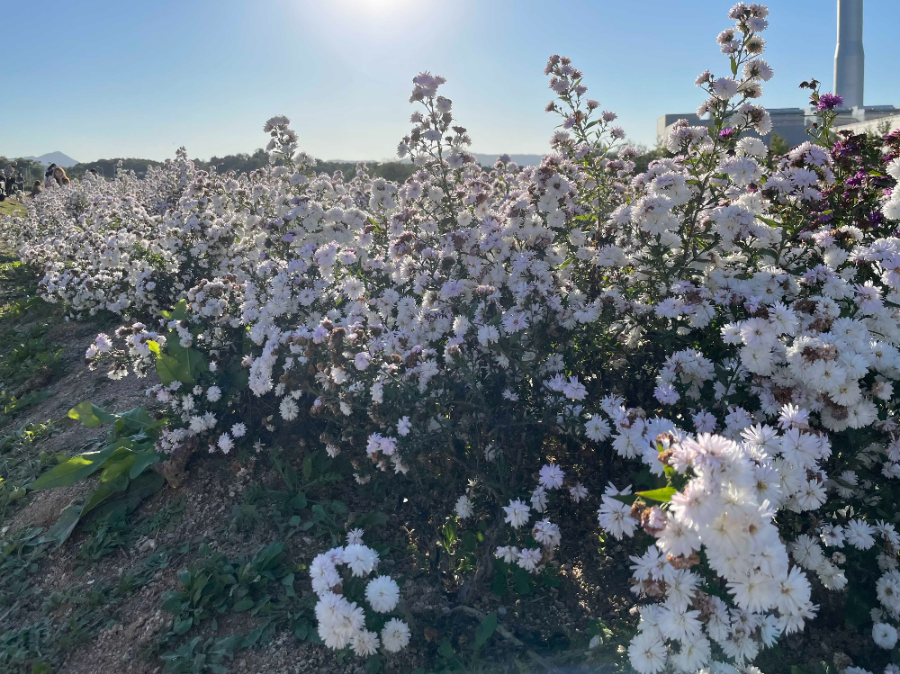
[{"left": 5, "top": 3, "right": 900, "bottom": 672}]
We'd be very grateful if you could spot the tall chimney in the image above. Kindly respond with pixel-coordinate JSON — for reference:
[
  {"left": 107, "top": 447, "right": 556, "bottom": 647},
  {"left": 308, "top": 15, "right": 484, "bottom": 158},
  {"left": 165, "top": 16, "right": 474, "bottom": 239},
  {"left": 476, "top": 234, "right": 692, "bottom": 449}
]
[{"left": 834, "top": 0, "right": 864, "bottom": 109}]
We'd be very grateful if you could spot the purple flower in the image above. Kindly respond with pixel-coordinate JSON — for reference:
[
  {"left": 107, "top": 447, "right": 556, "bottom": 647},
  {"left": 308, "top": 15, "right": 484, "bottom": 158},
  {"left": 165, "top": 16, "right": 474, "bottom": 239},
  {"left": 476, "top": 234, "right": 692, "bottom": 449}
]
[
  {"left": 867, "top": 211, "right": 884, "bottom": 226},
  {"left": 816, "top": 93, "right": 844, "bottom": 111},
  {"left": 719, "top": 127, "right": 736, "bottom": 139}
]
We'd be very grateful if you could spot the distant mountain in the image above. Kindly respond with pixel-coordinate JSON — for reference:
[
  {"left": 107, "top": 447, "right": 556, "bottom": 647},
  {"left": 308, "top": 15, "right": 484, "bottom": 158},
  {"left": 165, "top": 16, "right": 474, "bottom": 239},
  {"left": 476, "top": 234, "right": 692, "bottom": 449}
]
[{"left": 26, "top": 152, "right": 79, "bottom": 168}]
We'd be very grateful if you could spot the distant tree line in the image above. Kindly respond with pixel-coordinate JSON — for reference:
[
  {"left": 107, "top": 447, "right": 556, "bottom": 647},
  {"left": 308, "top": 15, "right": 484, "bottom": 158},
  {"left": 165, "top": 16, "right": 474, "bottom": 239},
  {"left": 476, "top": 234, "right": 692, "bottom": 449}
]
[
  {"left": 0, "top": 157, "right": 46, "bottom": 184},
  {"left": 64, "top": 149, "right": 418, "bottom": 183}
]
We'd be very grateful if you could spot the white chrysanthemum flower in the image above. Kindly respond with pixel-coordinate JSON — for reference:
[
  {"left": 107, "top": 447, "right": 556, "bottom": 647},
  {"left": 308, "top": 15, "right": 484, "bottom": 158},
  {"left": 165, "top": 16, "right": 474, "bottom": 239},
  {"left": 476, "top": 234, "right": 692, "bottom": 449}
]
[
  {"left": 365, "top": 575, "right": 400, "bottom": 613},
  {"left": 381, "top": 618, "right": 411, "bottom": 653},
  {"left": 873, "top": 622, "right": 898, "bottom": 649},
  {"left": 455, "top": 495, "right": 473, "bottom": 519},
  {"left": 503, "top": 499, "right": 530, "bottom": 529},
  {"left": 538, "top": 463, "right": 565, "bottom": 490}
]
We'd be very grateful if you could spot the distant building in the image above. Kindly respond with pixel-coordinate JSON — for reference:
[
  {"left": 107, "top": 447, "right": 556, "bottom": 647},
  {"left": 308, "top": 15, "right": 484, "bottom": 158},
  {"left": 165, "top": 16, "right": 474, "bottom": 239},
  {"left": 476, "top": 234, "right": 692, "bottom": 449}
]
[{"left": 657, "top": 0, "right": 900, "bottom": 149}]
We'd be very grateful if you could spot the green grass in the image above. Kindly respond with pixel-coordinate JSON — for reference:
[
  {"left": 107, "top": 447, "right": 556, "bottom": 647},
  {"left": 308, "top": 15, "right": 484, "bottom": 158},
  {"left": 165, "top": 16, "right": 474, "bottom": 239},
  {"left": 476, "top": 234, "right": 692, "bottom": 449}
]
[
  {"left": 0, "top": 200, "right": 26, "bottom": 219},
  {"left": 0, "top": 261, "right": 64, "bottom": 422}
]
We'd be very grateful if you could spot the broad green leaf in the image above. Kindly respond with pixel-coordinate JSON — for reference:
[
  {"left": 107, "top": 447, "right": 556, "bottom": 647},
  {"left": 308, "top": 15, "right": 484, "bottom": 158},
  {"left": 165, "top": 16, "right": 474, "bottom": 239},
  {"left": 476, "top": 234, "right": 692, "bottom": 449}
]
[
  {"left": 491, "top": 561, "right": 508, "bottom": 597},
  {"left": 129, "top": 451, "right": 162, "bottom": 479},
  {"left": 88, "top": 472, "right": 165, "bottom": 521},
  {"left": 291, "top": 493, "right": 307, "bottom": 510},
  {"left": 81, "top": 473, "right": 129, "bottom": 516},
  {"left": 437, "top": 639, "right": 455, "bottom": 660},
  {"left": 68, "top": 401, "right": 118, "bottom": 427},
  {"left": 232, "top": 597, "right": 254, "bottom": 612},
  {"left": 99, "top": 453, "right": 136, "bottom": 483},
  {"left": 636, "top": 486, "right": 677, "bottom": 503},
  {"left": 473, "top": 613, "right": 498, "bottom": 650},
  {"left": 173, "top": 616, "right": 193, "bottom": 635},
  {"left": 118, "top": 406, "right": 158, "bottom": 430},
  {"left": 155, "top": 353, "right": 182, "bottom": 386},
  {"left": 39, "top": 503, "right": 84, "bottom": 545},
  {"left": 30, "top": 444, "right": 119, "bottom": 490},
  {"left": 365, "top": 655, "right": 383, "bottom": 674}
]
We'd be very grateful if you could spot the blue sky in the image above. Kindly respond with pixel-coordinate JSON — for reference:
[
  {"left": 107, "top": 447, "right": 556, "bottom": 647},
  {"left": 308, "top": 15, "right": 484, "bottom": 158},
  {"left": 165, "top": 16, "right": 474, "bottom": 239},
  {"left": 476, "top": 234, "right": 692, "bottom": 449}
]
[{"left": 4, "top": 0, "right": 899, "bottom": 163}]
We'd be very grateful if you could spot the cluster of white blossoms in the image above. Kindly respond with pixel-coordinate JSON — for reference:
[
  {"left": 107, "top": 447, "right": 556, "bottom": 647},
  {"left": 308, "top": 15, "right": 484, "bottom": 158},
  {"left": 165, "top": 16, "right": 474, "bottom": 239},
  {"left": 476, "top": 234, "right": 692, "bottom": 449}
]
[
  {"left": 309, "top": 535, "right": 410, "bottom": 657},
  {"left": 4, "top": 2, "right": 900, "bottom": 672},
  {"left": 598, "top": 415, "right": 822, "bottom": 672},
  {"left": 883, "top": 158, "right": 900, "bottom": 222}
]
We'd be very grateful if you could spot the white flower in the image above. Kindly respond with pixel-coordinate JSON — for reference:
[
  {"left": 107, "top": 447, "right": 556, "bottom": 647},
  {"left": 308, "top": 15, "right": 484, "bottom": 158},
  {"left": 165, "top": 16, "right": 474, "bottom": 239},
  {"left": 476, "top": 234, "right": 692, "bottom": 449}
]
[
  {"left": 846, "top": 519, "right": 876, "bottom": 550},
  {"left": 627, "top": 630, "right": 667, "bottom": 674},
  {"left": 279, "top": 397, "right": 299, "bottom": 421},
  {"left": 342, "top": 544, "right": 379, "bottom": 577},
  {"left": 585, "top": 415, "right": 611, "bottom": 441},
  {"left": 206, "top": 385, "right": 222, "bottom": 402},
  {"left": 873, "top": 622, "right": 898, "bottom": 649},
  {"left": 354, "top": 351, "right": 370, "bottom": 371},
  {"left": 597, "top": 494, "right": 637, "bottom": 539},
  {"left": 569, "top": 483, "right": 589, "bottom": 502},
  {"left": 397, "top": 416, "right": 411, "bottom": 436},
  {"left": 381, "top": 618, "right": 411, "bottom": 653},
  {"left": 531, "top": 486, "right": 548, "bottom": 512},
  {"left": 217, "top": 433, "right": 233, "bottom": 454},
  {"left": 350, "top": 630, "right": 380, "bottom": 657},
  {"left": 365, "top": 575, "right": 400, "bottom": 613},
  {"left": 538, "top": 463, "right": 565, "bottom": 490},
  {"left": 517, "top": 548, "right": 542, "bottom": 572},
  {"left": 532, "top": 519, "right": 561, "bottom": 548},
  {"left": 503, "top": 500, "right": 530, "bottom": 529},
  {"left": 455, "top": 495, "right": 473, "bottom": 519}
]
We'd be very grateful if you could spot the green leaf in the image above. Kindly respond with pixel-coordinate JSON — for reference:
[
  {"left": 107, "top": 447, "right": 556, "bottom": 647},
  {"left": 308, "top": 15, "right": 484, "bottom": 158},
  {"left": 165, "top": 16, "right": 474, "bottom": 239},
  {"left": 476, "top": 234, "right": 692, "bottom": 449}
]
[
  {"left": 99, "top": 452, "right": 137, "bottom": 483},
  {"left": 68, "top": 401, "right": 118, "bottom": 427},
  {"left": 161, "top": 299, "right": 190, "bottom": 323},
  {"left": 474, "top": 613, "right": 498, "bottom": 651},
  {"left": 512, "top": 567, "right": 533, "bottom": 595},
  {"left": 88, "top": 472, "right": 165, "bottom": 521},
  {"left": 845, "top": 587, "right": 873, "bottom": 629},
  {"left": 636, "top": 486, "right": 677, "bottom": 503},
  {"left": 39, "top": 503, "right": 84, "bottom": 545},
  {"left": 330, "top": 500, "right": 347, "bottom": 515},
  {"left": 147, "top": 340, "right": 161, "bottom": 355},
  {"left": 365, "top": 654, "right": 383, "bottom": 674},
  {"left": 491, "top": 561, "right": 508, "bottom": 597},
  {"left": 293, "top": 621, "right": 309, "bottom": 641},
  {"left": 129, "top": 450, "right": 162, "bottom": 479},
  {"left": 117, "top": 407, "right": 160, "bottom": 433},
  {"left": 437, "top": 639, "right": 455, "bottom": 660},
  {"left": 177, "top": 568, "right": 192, "bottom": 585},
  {"left": 302, "top": 456, "right": 313, "bottom": 482},
  {"left": 173, "top": 616, "right": 193, "bottom": 635},
  {"left": 155, "top": 354, "right": 182, "bottom": 386},
  {"left": 30, "top": 443, "right": 119, "bottom": 490},
  {"left": 82, "top": 473, "right": 130, "bottom": 516},
  {"left": 232, "top": 597, "right": 254, "bottom": 612}
]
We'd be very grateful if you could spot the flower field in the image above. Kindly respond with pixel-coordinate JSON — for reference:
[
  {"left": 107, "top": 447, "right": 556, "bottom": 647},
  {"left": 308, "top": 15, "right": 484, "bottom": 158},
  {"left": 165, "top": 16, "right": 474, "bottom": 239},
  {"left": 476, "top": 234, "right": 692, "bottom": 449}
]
[{"left": 3, "top": 3, "right": 900, "bottom": 673}]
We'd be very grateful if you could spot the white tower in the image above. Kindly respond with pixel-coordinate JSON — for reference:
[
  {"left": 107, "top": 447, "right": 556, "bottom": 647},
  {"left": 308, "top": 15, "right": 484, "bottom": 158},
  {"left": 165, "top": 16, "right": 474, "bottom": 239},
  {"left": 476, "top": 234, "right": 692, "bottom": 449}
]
[{"left": 834, "top": 0, "right": 864, "bottom": 109}]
